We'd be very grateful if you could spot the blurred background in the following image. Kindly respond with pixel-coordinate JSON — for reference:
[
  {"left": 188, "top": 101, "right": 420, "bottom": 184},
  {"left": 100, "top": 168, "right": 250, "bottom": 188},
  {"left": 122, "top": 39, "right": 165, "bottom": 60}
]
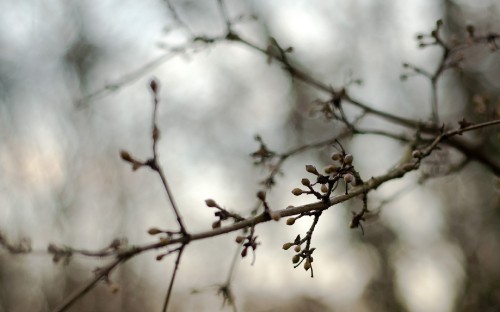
[{"left": 0, "top": 0, "right": 499, "bottom": 311}]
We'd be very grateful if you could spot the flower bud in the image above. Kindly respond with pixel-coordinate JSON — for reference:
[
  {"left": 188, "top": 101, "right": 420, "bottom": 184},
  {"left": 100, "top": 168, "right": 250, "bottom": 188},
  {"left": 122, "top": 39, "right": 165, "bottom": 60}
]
[
  {"left": 343, "top": 173, "right": 354, "bottom": 184},
  {"left": 304, "top": 259, "right": 311, "bottom": 271},
  {"left": 412, "top": 150, "right": 422, "bottom": 158},
  {"left": 305, "top": 165, "right": 319, "bottom": 175},
  {"left": 256, "top": 191, "right": 266, "bottom": 201},
  {"left": 282, "top": 242, "right": 293, "bottom": 250},
  {"left": 324, "top": 165, "right": 337, "bottom": 174},
  {"left": 148, "top": 228, "right": 162, "bottom": 235},
  {"left": 212, "top": 220, "right": 221, "bottom": 229},
  {"left": 235, "top": 236, "right": 245, "bottom": 244},
  {"left": 292, "top": 255, "right": 300, "bottom": 264},
  {"left": 294, "top": 245, "right": 301, "bottom": 252},
  {"left": 291, "top": 188, "right": 303, "bottom": 196},
  {"left": 120, "top": 150, "right": 133, "bottom": 162},
  {"left": 343, "top": 154, "right": 353, "bottom": 165},
  {"left": 331, "top": 152, "right": 342, "bottom": 161},
  {"left": 286, "top": 218, "right": 296, "bottom": 225},
  {"left": 321, "top": 184, "right": 329, "bottom": 193},
  {"left": 205, "top": 199, "right": 218, "bottom": 207},
  {"left": 301, "top": 178, "right": 311, "bottom": 186}
]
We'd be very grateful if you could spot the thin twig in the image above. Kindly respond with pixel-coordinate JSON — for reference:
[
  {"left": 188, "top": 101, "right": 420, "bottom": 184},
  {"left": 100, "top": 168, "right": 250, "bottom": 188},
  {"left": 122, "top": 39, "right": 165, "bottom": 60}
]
[
  {"left": 162, "top": 245, "right": 185, "bottom": 312},
  {"left": 149, "top": 81, "right": 189, "bottom": 235}
]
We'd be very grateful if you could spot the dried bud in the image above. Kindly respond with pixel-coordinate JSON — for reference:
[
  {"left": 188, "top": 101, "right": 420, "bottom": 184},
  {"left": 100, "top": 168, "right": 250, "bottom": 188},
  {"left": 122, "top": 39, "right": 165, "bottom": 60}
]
[
  {"left": 235, "top": 236, "right": 245, "bottom": 244},
  {"left": 292, "top": 255, "right": 300, "bottom": 264},
  {"left": 412, "top": 150, "right": 422, "bottom": 158},
  {"left": 286, "top": 218, "right": 296, "bottom": 226},
  {"left": 291, "top": 188, "right": 304, "bottom": 196},
  {"left": 305, "top": 165, "right": 319, "bottom": 175},
  {"left": 150, "top": 79, "right": 159, "bottom": 93},
  {"left": 256, "top": 191, "right": 266, "bottom": 201},
  {"left": 241, "top": 248, "right": 248, "bottom": 258},
  {"left": 331, "top": 152, "right": 342, "bottom": 161},
  {"left": 120, "top": 150, "right": 133, "bottom": 162},
  {"left": 321, "top": 184, "right": 329, "bottom": 193},
  {"left": 294, "top": 245, "right": 301, "bottom": 253},
  {"left": 147, "top": 228, "right": 162, "bottom": 235},
  {"left": 343, "top": 154, "right": 353, "bottom": 165},
  {"left": 301, "top": 178, "right": 311, "bottom": 186},
  {"left": 212, "top": 220, "right": 221, "bottom": 229},
  {"left": 156, "top": 253, "right": 166, "bottom": 261},
  {"left": 282, "top": 242, "right": 293, "bottom": 250},
  {"left": 343, "top": 173, "right": 354, "bottom": 184},
  {"left": 205, "top": 199, "right": 218, "bottom": 207}
]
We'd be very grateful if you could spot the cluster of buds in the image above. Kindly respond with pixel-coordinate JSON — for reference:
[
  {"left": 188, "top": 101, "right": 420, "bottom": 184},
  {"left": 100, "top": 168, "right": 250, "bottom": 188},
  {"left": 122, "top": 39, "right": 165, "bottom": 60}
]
[
  {"left": 47, "top": 243, "right": 73, "bottom": 264},
  {"left": 291, "top": 149, "right": 360, "bottom": 201},
  {"left": 415, "top": 19, "right": 443, "bottom": 49},
  {"left": 205, "top": 199, "right": 245, "bottom": 229},
  {"left": 235, "top": 230, "right": 260, "bottom": 259},
  {"left": 250, "top": 135, "right": 276, "bottom": 166},
  {"left": 282, "top": 235, "right": 315, "bottom": 273}
]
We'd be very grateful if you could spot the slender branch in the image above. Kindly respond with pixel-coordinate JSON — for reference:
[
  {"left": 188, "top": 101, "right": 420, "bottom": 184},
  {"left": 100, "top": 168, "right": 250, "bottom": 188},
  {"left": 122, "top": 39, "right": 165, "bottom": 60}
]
[
  {"left": 162, "top": 245, "right": 185, "bottom": 312},
  {"left": 149, "top": 80, "right": 189, "bottom": 235}
]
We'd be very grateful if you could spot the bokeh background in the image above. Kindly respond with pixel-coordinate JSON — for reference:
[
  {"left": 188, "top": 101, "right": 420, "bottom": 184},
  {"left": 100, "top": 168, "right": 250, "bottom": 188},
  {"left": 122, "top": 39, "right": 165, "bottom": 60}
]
[{"left": 0, "top": 0, "right": 499, "bottom": 311}]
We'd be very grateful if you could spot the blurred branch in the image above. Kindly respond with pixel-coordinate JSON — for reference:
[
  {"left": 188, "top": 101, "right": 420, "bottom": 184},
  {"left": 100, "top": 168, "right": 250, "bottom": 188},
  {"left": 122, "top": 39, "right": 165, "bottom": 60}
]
[
  {"left": 52, "top": 116, "right": 499, "bottom": 311},
  {"left": 162, "top": 245, "right": 185, "bottom": 312}
]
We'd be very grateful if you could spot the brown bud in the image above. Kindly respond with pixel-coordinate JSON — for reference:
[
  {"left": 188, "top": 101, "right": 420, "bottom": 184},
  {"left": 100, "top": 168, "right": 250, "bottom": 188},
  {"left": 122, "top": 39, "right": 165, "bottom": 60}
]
[
  {"left": 256, "top": 191, "right": 266, "bottom": 201},
  {"left": 412, "top": 150, "right": 422, "bottom": 158},
  {"left": 212, "top": 220, "right": 221, "bottom": 229},
  {"left": 305, "top": 165, "right": 319, "bottom": 175},
  {"left": 343, "top": 173, "right": 354, "bottom": 184},
  {"left": 304, "top": 259, "right": 311, "bottom": 271},
  {"left": 292, "top": 255, "right": 300, "bottom": 264},
  {"left": 286, "top": 218, "right": 296, "bottom": 225},
  {"left": 282, "top": 242, "right": 293, "bottom": 250},
  {"left": 150, "top": 79, "right": 159, "bottom": 93},
  {"left": 294, "top": 245, "right": 301, "bottom": 253},
  {"left": 148, "top": 228, "right": 162, "bottom": 235},
  {"left": 301, "top": 178, "right": 311, "bottom": 186},
  {"left": 331, "top": 152, "right": 342, "bottom": 161},
  {"left": 343, "top": 154, "right": 353, "bottom": 165},
  {"left": 291, "top": 188, "right": 303, "bottom": 196},
  {"left": 324, "top": 165, "right": 337, "bottom": 174},
  {"left": 235, "top": 236, "right": 245, "bottom": 244},
  {"left": 159, "top": 237, "right": 171, "bottom": 244},
  {"left": 120, "top": 150, "right": 133, "bottom": 162},
  {"left": 321, "top": 184, "right": 329, "bottom": 193},
  {"left": 205, "top": 199, "right": 218, "bottom": 207}
]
